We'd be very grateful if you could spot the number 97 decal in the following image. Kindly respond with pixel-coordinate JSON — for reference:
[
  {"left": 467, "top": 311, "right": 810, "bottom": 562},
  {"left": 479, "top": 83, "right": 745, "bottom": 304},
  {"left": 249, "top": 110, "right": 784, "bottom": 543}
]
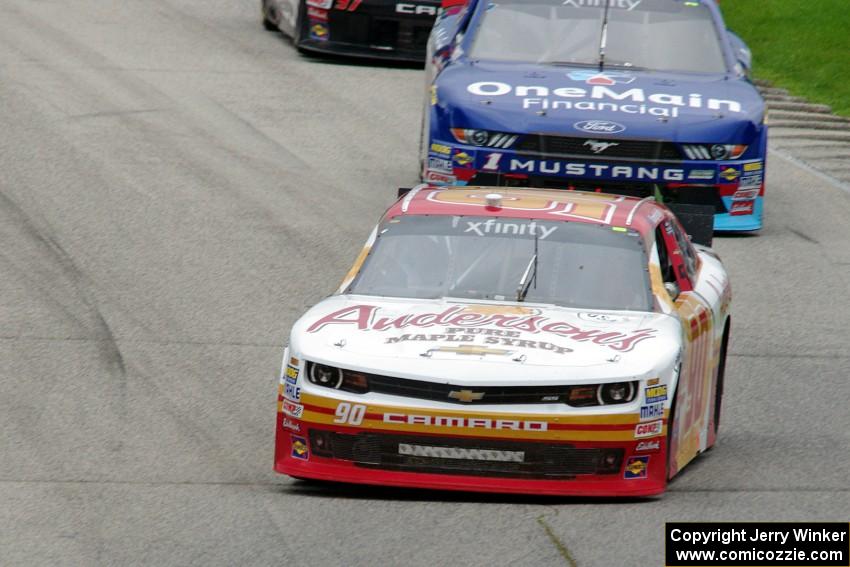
[{"left": 333, "top": 402, "right": 366, "bottom": 426}]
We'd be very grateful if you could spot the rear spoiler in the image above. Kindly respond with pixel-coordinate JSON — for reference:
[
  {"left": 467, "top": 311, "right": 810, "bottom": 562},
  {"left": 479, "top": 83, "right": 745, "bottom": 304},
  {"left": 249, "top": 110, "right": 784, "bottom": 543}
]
[
  {"left": 398, "top": 188, "right": 715, "bottom": 247},
  {"left": 667, "top": 204, "right": 715, "bottom": 248},
  {"left": 396, "top": 184, "right": 432, "bottom": 212},
  {"left": 397, "top": 183, "right": 431, "bottom": 198}
]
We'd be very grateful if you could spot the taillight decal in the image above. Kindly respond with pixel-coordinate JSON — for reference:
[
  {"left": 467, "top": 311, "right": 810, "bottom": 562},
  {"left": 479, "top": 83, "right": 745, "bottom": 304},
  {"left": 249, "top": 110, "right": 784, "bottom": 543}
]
[{"left": 335, "top": 0, "right": 362, "bottom": 11}]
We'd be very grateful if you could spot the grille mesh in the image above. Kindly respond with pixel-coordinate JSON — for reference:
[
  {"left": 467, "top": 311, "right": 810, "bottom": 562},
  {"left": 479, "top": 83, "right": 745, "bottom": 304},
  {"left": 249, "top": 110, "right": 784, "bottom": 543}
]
[
  {"left": 310, "top": 431, "right": 623, "bottom": 478},
  {"left": 350, "top": 370, "right": 584, "bottom": 405},
  {"left": 515, "top": 135, "right": 681, "bottom": 160}
]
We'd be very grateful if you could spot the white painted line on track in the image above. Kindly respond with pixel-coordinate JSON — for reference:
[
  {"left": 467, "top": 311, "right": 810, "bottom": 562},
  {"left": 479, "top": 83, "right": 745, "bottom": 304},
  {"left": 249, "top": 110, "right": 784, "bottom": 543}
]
[{"left": 769, "top": 147, "right": 850, "bottom": 195}]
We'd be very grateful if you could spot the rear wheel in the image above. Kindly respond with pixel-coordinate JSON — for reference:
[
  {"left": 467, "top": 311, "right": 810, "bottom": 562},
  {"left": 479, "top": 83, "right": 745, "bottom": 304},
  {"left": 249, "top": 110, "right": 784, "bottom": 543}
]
[
  {"left": 292, "top": 3, "right": 310, "bottom": 54},
  {"left": 262, "top": 0, "right": 278, "bottom": 31},
  {"left": 713, "top": 323, "right": 730, "bottom": 436}
]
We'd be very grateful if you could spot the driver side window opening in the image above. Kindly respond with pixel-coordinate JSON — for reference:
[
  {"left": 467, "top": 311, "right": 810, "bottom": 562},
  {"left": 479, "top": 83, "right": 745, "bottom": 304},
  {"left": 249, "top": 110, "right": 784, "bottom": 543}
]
[
  {"left": 453, "top": 0, "right": 477, "bottom": 48},
  {"left": 670, "top": 221, "right": 699, "bottom": 279},
  {"left": 655, "top": 227, "right": 676, "bottom": 285},
  {"left": 655, "top": 225, "right": 681, "bottom": 301}
]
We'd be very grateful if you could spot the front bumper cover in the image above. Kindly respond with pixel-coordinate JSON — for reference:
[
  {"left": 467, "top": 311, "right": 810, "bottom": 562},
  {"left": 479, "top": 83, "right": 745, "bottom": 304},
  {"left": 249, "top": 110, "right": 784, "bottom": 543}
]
[{"left": 275, "top": 392, "right": 669, "bottom": 497}]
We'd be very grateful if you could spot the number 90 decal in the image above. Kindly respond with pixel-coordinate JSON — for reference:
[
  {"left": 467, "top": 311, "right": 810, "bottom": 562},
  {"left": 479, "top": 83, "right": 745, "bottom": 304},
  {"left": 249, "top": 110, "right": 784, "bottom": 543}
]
[
  {"left": 427, "top": 190, "right": 624, "bottom": 225},
  {"left": 333, "top": 402, "right": 367, "bottom": 426}
]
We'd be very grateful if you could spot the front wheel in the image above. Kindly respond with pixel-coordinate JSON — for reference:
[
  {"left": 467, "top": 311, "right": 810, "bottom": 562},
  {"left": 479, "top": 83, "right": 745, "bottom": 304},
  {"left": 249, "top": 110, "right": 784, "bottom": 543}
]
[
  {"left": 665, "top": 366, "right": 681, "bottom": 481},
  {"left": 418, "top": 103, "right": 430, "bottom": 181},
  {"left": 666, "top": 397, "right": 676, "bottom": 481}
]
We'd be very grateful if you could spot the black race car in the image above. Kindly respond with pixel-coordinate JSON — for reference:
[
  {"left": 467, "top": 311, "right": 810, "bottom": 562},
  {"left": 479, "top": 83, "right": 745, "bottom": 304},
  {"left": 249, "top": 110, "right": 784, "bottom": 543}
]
[{"left": 262, "top": 0, "right": 441, "bottom": 62}]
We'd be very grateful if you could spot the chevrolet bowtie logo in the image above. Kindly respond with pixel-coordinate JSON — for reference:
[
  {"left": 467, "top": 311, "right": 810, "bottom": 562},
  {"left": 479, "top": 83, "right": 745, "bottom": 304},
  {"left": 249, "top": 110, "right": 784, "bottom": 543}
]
[
  {"left": 433, "top": 345, "right": 512, "bottom": 356},
  {"left": 448, "top": 389, "right": 485, "bottom": 403}
]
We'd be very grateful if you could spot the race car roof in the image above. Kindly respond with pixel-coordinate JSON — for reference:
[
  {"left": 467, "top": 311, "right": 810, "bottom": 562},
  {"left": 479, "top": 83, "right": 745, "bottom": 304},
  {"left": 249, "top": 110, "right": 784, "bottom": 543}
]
[{"left": 388, "top": 186, "right": 665, "bottom": 236}]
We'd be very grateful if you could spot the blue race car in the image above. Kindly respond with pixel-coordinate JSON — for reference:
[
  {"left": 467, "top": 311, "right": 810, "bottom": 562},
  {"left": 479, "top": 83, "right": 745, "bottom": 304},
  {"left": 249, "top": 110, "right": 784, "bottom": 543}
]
[{"left": 421, "top": 0, "right": 767, "bottom": 231}]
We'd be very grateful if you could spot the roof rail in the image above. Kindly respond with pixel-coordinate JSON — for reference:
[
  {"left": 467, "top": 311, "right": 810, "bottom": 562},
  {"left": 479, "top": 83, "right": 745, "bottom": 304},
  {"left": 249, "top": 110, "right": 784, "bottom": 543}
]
[
  {"left": 625, "top": 196, "right": 656, "bottom": 227},
  {"left": 400, "top": 183, "right": 430, "bottom": 213}
]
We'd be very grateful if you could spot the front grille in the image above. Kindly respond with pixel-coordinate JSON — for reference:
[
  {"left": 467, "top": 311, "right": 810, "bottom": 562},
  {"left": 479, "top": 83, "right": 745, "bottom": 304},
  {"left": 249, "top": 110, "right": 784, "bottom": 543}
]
[
  {"left": 327, "top": 11, "right": 433, "bottom": 52},
  {"left": 357, "top": 371, "right": 576, "bottom": 405},
  {"left": 310, "top": 431, "right": 623, "bottom": 478},
  {"left": 515, "top": 135, "right": 681, "bottom": 160}
]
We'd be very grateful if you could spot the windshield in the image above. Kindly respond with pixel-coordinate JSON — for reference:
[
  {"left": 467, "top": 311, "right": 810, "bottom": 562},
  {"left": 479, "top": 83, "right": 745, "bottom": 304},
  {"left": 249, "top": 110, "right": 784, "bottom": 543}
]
[
  {"left": 346, "top": 215, "right": 652, "bottom": 312},
  {"left": 469, "top": 0, "right": 728, "bottom": 74}
]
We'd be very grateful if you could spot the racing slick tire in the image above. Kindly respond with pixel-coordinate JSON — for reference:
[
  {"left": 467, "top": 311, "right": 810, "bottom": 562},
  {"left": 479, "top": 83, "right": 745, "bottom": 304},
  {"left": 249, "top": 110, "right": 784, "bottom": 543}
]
[
  {"left": 290, "top": 476, "right": 335, "bottom": 488},
  {"left": 291, "top": 5, "right": 311, "bottom": 56},
  {"left": 418, "top": 107, "right": 429, "bottom": 180},
  {"left": 713, "top": 322, "right": 730, "bottom": 436},
  {"left": 261, "top": 0, "right": 278, "bottom": 31},
  {"left": 666, "top": 366, "right": 682, "bottom": 482}
]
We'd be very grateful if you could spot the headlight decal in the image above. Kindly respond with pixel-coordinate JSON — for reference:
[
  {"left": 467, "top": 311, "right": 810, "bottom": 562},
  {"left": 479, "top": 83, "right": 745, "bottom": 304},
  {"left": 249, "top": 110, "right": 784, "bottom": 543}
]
[{"left": 450, "top": 128, "right": 519, "bottom": 149}]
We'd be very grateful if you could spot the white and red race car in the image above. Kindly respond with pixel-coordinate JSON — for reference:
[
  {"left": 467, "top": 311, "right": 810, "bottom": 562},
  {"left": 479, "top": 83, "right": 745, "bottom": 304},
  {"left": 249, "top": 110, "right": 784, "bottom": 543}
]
[{"left": 275, "top": 187, "right": 731, "bottom": 497}]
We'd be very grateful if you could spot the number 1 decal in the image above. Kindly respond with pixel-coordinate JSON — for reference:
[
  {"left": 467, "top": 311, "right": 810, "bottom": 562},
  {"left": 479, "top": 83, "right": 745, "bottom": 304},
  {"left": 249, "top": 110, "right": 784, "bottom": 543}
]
[{"left": 481, "top": 152, "right": 503, "bottom": 171}]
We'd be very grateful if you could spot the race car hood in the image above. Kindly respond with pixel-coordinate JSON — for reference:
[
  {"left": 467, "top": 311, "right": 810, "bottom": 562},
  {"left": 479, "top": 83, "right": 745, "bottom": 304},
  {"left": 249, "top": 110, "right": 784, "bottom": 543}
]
[
  {"left": 434, "top": 62, "right": 766, "bottom": 143},
  {"left": 289, "top": 295, "right": 681, "bottom": 385}
]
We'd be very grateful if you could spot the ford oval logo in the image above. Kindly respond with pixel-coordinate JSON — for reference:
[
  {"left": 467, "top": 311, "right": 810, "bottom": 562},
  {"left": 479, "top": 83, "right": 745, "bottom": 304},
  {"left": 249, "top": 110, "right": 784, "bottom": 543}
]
[{"left": 574, "top": 120, "right": 626, "bottom": 134}]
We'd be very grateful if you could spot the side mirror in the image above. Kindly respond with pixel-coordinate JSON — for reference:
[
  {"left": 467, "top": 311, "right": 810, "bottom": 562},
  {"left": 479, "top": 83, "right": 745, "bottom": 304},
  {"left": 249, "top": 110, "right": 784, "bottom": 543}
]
[
  {"left": 666, "top": 204, "right": 714, "bottom": 248},
  {"left": 431, "top": 0, "right": 476, "bottom": 68},
  {"left": 430, "top": 14, "right": 460, "bottom": 60},
  {"left": 727, "top": 30, "right": 752, "bottom": 74},
  {"left": 664, "top": 282, "right": 680, "bottom": 301}
]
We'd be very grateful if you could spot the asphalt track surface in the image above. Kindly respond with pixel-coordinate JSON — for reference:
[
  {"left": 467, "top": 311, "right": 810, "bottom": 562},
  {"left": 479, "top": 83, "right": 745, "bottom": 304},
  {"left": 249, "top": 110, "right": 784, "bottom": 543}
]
[{"left": 1, "top": 2, "right": 848, "bottom": 566}]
